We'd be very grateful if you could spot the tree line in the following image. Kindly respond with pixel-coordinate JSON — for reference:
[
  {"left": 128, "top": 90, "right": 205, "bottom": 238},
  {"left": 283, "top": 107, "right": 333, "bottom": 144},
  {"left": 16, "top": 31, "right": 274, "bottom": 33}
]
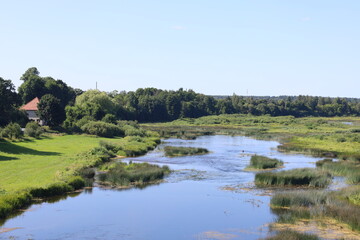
[{"left": 1, "top": 67, "right": 360, "bottom": 130}]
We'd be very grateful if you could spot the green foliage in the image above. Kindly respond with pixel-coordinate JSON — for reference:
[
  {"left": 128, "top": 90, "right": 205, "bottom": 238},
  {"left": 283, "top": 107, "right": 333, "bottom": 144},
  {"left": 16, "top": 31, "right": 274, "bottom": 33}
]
[
  {"left": 38, "top": 94, "right": 65, "bottom": 127},
  {"left": 164, "top": 146, "right": 209, "bottom": 157},
  {"left": 0, "top": 78, "right": 22, "bottom": 127},
  {"left": 122, "top": 124, "right": 146, "bottom": 137},
  {"left": 102, "top": 113, "right": 117, "bottom": 123},
  {"left": 29, "top": 183, "right": 73, "bottom": 198},
  {"left": 98, "top": 162, "right": 170, "bottom": 187},
  {"left": 67, "top": 176, "right": 85, "bottom": 190},
  {"left": 20, "top": 67, "right": 40, "bottom": 81},
  {"left": 255, "top": 168, "right": 331, "bottom": 188},
  {"left": 263, "top": 230, "right": 320, "bottom": 240},
  {"left": 18, "top": 68, "right": 75, "bottom": 106},
  {"left": 248, "top": 155, "right": 283, "bottom": 169},
  {"left": 24, "top": 121, "right": 43, "bottom": 138},
  {"left": 0, "top": 192, "right": 32, "bottom": 218},
  {"left": 0, "top": 122, "right": 23, "bottom": 140},
  {"left": 81, "top": 121, "right": 124, "bottom": 138}
]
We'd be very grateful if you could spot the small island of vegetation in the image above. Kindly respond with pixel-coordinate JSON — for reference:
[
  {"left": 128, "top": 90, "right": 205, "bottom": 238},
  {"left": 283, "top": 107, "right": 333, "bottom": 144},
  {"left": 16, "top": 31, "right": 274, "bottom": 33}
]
[
  {"left": 246, "top": 155, "right": 284, "bottom": 170},
  {"left": 164, "top": 146, "right": 209, "bottom": 157},
  {"left": 98, "top": 162, "right": 170, "bottom": 188},
  {"left": 255, "top": 168, "right": 332, "bottom": 188}
]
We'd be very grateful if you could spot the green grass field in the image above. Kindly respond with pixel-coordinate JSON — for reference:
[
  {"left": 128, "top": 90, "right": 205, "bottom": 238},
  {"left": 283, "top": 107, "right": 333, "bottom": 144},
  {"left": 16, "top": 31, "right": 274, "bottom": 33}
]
[{"left": 0, "top": 134, "right": 155, "bottom": 193}]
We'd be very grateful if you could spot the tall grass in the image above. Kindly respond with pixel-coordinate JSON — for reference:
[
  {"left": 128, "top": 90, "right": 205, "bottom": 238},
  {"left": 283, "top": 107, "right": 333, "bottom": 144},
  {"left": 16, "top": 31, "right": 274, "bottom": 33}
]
[
  {"left": 164, "top": 146, "right": 209, "bottom": 157},
  {"left": 255, "top": 168, "right": 331, "bottom": 188},
  {"left": 270, "top": 186, "right": 360, "bottom": 232},
  {"left": 98, "top": 162, "right": 170, "bottom": 187},
  {"left": 247, "top": 155, "right": 283, "bottom": 170},
  {"left": 319, "top": 161, "right": 360, "bottom": 184}
]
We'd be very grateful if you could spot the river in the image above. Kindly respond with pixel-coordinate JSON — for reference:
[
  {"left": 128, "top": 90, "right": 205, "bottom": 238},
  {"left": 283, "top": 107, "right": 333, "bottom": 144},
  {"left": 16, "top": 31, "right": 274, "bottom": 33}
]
[{"left": 0, "top": 135, "right": 327, "bottom": 240}]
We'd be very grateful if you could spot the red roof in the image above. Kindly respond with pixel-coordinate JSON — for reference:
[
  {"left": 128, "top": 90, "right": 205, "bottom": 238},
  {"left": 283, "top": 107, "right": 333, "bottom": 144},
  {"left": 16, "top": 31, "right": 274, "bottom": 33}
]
[{"left": 20, "top": 97, "right": 40, "bottom": 111}]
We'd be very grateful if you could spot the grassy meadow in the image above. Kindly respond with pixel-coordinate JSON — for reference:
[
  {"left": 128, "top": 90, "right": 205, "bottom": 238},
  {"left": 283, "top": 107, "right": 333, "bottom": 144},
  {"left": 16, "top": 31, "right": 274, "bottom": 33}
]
[{"left": 0, "top": 134, "right": 159, "bottom": 193}]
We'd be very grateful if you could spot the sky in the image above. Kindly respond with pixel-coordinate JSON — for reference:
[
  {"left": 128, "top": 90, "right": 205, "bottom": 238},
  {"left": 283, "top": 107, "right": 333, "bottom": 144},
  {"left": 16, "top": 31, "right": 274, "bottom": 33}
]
[{"left": 1, "top": 0, "right": 359, "bottom": 97}]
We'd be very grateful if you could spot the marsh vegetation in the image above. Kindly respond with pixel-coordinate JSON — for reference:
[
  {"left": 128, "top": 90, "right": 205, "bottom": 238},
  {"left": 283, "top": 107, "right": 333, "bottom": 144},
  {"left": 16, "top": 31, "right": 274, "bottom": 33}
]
[
  {"left": 98, "top": 162, "right": 170, "bottom": 187},
  {"left": 163, "top": 146, "right": 209, "bottom": 157},
  {"left": 255, "top": 168, "right": 331, "bottom": 188},
  {"left": 246, "top": 155, "right": 283, "bottom": 170}
]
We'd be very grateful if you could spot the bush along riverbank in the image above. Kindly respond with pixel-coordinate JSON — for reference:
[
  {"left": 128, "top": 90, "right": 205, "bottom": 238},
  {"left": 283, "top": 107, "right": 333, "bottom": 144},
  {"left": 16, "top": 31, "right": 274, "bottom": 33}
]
[
  {"left": 163, "top": 146, "right": 209, "bottom": 157},
  {"left": 0, "top": 133, "right": 161, "bottom": 220},
  {"left": 246, "top": 155, "right": 284, "bottom": 170}
]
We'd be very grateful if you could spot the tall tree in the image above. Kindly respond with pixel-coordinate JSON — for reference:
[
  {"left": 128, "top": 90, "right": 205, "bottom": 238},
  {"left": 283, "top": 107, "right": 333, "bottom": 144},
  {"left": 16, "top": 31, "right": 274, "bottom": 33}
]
[
  {"left": 38, "top": 94, "right": 65, "bottom": 127},
  {"left": 20, "top": 67, "right": 40, "bottom": 81},
  {"left": 0, "top": 78, "right": 22, "bottom": 126}
]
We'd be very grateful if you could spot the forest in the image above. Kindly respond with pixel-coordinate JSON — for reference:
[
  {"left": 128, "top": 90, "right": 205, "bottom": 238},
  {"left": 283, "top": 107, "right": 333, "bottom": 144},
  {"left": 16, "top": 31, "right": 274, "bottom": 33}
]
[{"left": 1, "top": 67, "right": 360, "bottom": 133}]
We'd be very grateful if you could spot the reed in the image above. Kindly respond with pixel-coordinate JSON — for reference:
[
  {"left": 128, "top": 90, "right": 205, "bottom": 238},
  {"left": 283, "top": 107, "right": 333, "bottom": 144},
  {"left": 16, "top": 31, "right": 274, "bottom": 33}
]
[
  {"left": 98, "top": 162, "right": 170, "bottom": 187},
  {"left": 255, "top": 168, "right": 331, "bottom": 188},
  {"left": 247, "top": 155, "right": 283, "bottom": 170},
  {"left": 164, "top": 146, "right": 209, "bottom": 157}
]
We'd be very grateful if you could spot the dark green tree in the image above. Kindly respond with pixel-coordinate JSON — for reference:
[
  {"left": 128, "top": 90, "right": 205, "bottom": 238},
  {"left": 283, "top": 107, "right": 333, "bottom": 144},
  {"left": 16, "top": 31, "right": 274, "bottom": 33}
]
[
  {"left": 0, "top": 78, "right": 22, "bottom": 126},
  {"left": 20, "top": 67, "right": 40, "bottom": 81},
  {"left": 38, "top": 94, "right": 65, "bottom": 127}
]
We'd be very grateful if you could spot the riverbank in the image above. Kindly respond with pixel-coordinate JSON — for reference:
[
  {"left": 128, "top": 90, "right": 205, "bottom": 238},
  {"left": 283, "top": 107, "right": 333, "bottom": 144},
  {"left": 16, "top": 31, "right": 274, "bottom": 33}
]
[{"left": 0, "top": 133, "right": 160, "bottom": 219}]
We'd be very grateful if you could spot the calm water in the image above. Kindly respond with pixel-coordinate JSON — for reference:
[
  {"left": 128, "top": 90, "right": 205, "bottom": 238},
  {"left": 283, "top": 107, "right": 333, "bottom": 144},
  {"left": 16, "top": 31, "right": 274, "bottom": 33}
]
[{"left": 0, "top": 135, "right": 326, "bottom": 240}]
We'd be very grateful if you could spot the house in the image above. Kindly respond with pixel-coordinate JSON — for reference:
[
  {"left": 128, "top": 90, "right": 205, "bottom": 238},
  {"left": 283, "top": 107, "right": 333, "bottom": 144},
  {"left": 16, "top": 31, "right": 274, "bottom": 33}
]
[{"left": 20, "top": 97, "right": 43, "bottom": 125}]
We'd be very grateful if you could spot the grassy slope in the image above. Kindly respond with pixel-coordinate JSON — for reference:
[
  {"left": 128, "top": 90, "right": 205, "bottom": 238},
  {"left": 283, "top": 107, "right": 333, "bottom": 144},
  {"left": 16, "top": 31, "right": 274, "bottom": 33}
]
[{"left": 0, "top": 134, "right": 122, "bottom": 193}]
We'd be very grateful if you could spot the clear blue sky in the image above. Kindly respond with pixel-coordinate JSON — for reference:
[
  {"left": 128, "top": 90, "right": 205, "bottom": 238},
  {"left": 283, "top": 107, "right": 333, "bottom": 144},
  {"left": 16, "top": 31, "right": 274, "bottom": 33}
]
[{"left": 1, "top": 1, "right": 359, "bottom": 97}]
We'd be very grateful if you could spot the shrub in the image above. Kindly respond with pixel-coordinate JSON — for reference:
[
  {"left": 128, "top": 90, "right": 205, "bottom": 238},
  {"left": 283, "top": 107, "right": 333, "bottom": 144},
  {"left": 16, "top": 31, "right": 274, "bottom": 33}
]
[
  {"left": 77, "top": 168, "right": 96, "bottom": 179},
  {"left": 0, "top": 192, "right": 32, "bottom": 218},
  {"left": 101, "top": 114, "right": 117, "bottom": 124},
  {"left": 164, "top": 146, "right": 209, "bottom": 157},
  {"left": 76, "top": 116, "right": 95, "bottom": 129},
  {"left": 122, "top": 125, "right": 146, "bottom": 137},
  {"left": 248, "top": 155, "right": 283, "bottom": 169},
  {"left": 29, "top": 183, "right": 73, "bottom": 198},
  {"left": 24, "top": 121, "right": 43, "bottom": 138},
  {"left": 67, "top": 176, "right": 85, "bottom": 190},
  {"left": 255, "top": 168, "right": 331, "bottom": 188},
  {"left": 81, "top": 121, "right": 124, "bottom": 138},
  {"left": 0, "top": 122, "right": 23, "bottom": 140}
]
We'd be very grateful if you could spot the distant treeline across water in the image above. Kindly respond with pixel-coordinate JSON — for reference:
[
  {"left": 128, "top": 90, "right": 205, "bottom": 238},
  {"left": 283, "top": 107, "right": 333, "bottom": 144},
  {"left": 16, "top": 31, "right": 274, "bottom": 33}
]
[{"left": 1, "top": 67, "right": 360, "bottom": 127}]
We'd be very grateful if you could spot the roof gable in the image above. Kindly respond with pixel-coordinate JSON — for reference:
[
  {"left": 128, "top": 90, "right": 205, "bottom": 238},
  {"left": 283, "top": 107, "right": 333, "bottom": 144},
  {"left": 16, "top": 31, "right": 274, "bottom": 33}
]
[{"left": 20, "top": 97, "right": 40, "bottom": 111}]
